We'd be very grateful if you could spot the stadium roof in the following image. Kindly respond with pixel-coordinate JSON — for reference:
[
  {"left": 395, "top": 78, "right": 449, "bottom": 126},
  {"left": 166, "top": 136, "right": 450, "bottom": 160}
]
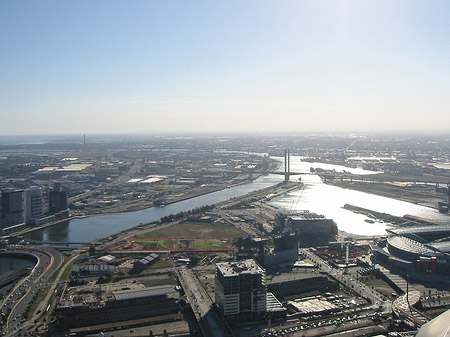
[
  {"left": 416, "top": 308, "right": 450, "bottom": 337},
  {"left": 429, "top": 241, "right": 450, "bottom": 254},
  {"left": 387, "top": 225, "right": 450, "bottom": 237},
  {"left": 388, "top": 236, "right": 437, "bottom": 257}
]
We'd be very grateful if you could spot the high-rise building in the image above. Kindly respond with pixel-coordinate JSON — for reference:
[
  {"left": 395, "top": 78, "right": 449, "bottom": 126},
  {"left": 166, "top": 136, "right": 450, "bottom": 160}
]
[
  {"left": 215, "top": 259, "right": 266, "bottom": 322},
  {"left": 48, "top": 183, "right": 68, "bottom": 214},
  {"left": 0, "top": 189, "right": 24, "bottom": 226},
  {"left": 24, "top": 186, "right": 43, "bottom": 225}
]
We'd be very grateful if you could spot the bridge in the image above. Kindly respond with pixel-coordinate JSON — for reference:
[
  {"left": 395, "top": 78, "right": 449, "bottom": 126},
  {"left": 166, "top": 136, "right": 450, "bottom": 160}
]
[
  {"left": 25, "top": 240, "right": 97, "bottom": 245},
  {"left": 318, "top": 172, "right": 449, "bottom": 185}
]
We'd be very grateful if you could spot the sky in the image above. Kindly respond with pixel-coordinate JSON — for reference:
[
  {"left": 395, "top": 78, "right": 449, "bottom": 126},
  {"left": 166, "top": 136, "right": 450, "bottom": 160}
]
[{"left": 1, "top": 1, "right": 449, "bottom": 135}]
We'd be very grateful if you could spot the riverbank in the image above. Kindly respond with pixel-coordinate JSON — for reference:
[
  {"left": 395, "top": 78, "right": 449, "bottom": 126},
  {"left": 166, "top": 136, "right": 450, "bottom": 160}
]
[
  {"left": 75, "top": 173, "right": 265, "bottom": 216},
  {"left": 92, "top": 180, "right": 303, "bottom": 250},
  {"left": 84, "top": 158, "right": 283, "bottom": 216},
  {"left": 4, "top": 177, "right": 262, "bottom": 241},
  {"left": 3, "top": 216, "right": 85, "bottom": 239},
  {"left": 325, "top": 180, "right": 446, "bottom": 210}
]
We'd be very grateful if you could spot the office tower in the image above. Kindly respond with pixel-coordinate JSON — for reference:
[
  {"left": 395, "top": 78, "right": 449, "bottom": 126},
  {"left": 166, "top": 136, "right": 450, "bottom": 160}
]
[
  {"left": 48, "top": 183, "right": 68, "bottom": 214},
  {"left": 215, "top": 259, "right": 266, "bottom": 322},
  {"left": 0, "top": 189, "right": 24, "bottom": 226},
  {"left": 24, "top": 186, "right": 43, "bottom": 225}
]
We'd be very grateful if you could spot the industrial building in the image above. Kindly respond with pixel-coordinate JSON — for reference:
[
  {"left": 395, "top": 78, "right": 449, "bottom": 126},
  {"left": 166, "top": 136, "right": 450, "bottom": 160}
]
[
  {"left": 235, "top": 236, "right": 269, "bottom": 264},
  {"left": 133, "top": 253, "right": 160, "bottom": 271},
  {"left": 112, "top": 285, "right": 176, "bottom": 303},
  {"left": 235, "top": 233, "right": 299, "bottom": 267},
  {"left": 265, "top": 232, "right": 299, "bottom": 266},
  {"left": 215, "top": 259, "right": 267, "bottom": 323},
  {"left": 57, "top": 285, "right": 180, "bottom": 331},
  {"left": 72, "top": 262, "right": 116, "bottom": 275},
  {"left": 276, "top": 211, "right": 337, "bottom": 247},
  {"left": 96, "top": 255, "right": 116, "bottom": 264}
]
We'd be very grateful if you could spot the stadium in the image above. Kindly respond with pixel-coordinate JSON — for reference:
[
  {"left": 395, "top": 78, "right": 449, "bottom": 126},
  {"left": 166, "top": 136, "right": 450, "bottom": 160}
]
[{"left": 371, "top": 225, "right": 450, "bottom": 275}]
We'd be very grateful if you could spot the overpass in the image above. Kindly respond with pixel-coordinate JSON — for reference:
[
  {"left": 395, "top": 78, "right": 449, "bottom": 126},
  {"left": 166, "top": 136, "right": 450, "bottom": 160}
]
[{"left": 25, "top": 240, "right": 99, "bottom": 245}]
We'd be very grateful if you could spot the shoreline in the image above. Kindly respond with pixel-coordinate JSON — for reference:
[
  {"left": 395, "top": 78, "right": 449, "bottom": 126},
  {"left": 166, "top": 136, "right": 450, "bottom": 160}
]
[
  {"left": 5, "top": 169, "right": 281, "bottom": 240},
  {"left": 73, "top": 159, "right": 282, "bottom": 217},
  {"left": 77, "top": 173, "right": 267, "bottom": 216},
  {"left": 324, "top": 180, "right": 444, "bottom": 210},
  {"left": 3, "top": 216, "right": 84, "bottom": 239}
]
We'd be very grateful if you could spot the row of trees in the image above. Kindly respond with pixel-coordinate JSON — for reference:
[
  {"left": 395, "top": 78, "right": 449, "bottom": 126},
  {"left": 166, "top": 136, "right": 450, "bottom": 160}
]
[{"left": 159, "top": 204, "right": 214, "bottom": 224}]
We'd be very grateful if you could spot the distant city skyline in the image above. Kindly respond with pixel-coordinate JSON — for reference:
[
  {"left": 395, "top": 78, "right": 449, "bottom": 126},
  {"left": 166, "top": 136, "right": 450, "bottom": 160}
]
[{"left": 1, "top": 1, "right": 449, "bottom": 135}]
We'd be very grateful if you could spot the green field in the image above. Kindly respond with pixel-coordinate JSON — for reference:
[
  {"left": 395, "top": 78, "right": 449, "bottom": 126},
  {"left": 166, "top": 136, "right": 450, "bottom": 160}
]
[
  {"left": 139, "top": 223, "right": 245, "bottom": 240},
  {"left": 190, "top": 240, "right": 230, "bottom": 249},
  {"left": 134, "top": 240, "right": 173, "bottom": 249}
]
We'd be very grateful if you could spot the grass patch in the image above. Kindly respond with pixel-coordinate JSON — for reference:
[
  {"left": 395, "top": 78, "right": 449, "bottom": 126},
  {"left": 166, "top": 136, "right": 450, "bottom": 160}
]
[
  {"left": 360, "top": 276, "right": 391, "bottom": 288},
  {"left": 190, "top": 240, "right": 230, "bottom": 249},
  {"left": 28, "top": 287, "right": 50, "bottom": 318},
  {"left": 139, "top": 223, "right": 245, "bottom": 240},
  {"left": 50, "top": 255, "right": 80, "bottom": 282},
  {"left": 359, "top": 275, "right": 395, "bottom": 297},
  {"left": 60, "top": 262, "right": 75, "bottom": 281},
  {"left": 146, "top": 259, "right": 173, "bottom": 269},
  {"left": 49, "top": 255, "right": 72, "bottom": 282},
  {"left": 134, "top": 240, "right": 173, "bottom": 249}
]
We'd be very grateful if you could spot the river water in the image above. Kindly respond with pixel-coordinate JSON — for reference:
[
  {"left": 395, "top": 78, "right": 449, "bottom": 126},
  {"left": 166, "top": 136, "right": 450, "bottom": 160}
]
[
  {"left": 0, "top": 257, "right": 35, "bottom": 274},
  {"left": 24, "top": 174, "right": 283, "bottom": 243},
  {"left": 23, "top": 156, "right": 450, "bottom": 243},
  {"left": 268, "top": 156, "right": 450, "bottom": 236}
]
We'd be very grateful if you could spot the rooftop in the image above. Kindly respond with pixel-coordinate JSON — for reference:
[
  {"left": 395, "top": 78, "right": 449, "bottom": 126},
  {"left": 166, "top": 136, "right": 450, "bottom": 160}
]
[
  {"left": 112, "top": 285, "right": 176, "bottom": 302},
  {"left": 388, "top": 235, "right": 439, "bottom": 257},
  {"left": 216, "top": 259, "right": 265, "bottom": 277},
  {"left": 387, "top": 225, "right": 450, "bottom": 237}
]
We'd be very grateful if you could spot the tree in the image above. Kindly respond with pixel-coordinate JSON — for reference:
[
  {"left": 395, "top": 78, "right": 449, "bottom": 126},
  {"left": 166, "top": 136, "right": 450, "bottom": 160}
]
[
  {"left": 89, "top": 245, "right": 96, "bottom": 256},
  {"left": 105, "top": 272, "right": 113, "bottom": 281},
  {"left": 190, "top": 256, "right": 200, "bottom": 266}
]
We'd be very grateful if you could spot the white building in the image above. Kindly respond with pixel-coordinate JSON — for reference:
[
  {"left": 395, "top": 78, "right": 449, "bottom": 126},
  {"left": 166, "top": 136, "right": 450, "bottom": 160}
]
[
  {"left": 215, "top": 259, "right": 267, "bottom": 322},
  {"left": 24, "top": 186, "right": 43, "bottom": 225}
]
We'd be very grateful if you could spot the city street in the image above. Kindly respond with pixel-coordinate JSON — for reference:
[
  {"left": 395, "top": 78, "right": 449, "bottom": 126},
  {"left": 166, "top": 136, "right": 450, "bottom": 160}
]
[{"left": 176, "top": 266, "right": 231, "bottom": 337}]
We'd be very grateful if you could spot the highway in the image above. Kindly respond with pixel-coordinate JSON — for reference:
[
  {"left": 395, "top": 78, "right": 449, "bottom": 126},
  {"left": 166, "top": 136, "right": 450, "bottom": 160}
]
[{"left": 0, "top": 247, "right": 64, "bottom": 337}]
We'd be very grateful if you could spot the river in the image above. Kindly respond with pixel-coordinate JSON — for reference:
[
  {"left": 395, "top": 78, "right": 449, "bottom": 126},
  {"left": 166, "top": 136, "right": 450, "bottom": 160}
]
[
  {"left": 268, "top": 156, "right": 450, "bottom": 236},
  {"left": 0, "top": 257, "right": 35, "bottom": 274},
  {"left": 23, "top": 156, "right": 450, "bottom": 243},
  {"left": 24, "top": 174, "right": 283, "bottom": 243}
]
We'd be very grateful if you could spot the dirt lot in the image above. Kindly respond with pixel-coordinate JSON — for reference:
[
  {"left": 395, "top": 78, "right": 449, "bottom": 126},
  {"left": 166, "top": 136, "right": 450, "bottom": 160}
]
[
  {"left": 138, "top": 222, "right": 245, "bottom": 239},
  {"left": 120, "top": 222, "right": 245, "bottom": 252}
]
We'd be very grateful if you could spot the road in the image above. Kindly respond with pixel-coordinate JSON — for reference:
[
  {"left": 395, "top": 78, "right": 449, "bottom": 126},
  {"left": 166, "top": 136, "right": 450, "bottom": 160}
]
[
  {"left": 299, "top": 248, "right": 390, "bottom": 314},
  {"left": 176, "top": 266, "right": 232, "bottom": 337},
  {"left": 0, "top": 247, "right": 64, "bottom": 336}
]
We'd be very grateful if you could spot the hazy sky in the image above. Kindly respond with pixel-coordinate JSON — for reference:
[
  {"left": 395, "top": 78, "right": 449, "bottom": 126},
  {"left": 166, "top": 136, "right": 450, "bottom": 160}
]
[{"left": 1, "top": 1, "right": 449, "bottom": 135}]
